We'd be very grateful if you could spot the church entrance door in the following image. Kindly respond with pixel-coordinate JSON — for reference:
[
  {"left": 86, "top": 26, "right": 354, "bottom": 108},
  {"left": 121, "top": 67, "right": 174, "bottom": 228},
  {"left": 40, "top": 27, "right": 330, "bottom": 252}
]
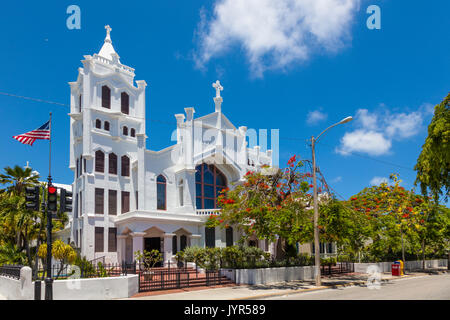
[{"left": 144, "top": 237, "right": 162, "bottom": 267}]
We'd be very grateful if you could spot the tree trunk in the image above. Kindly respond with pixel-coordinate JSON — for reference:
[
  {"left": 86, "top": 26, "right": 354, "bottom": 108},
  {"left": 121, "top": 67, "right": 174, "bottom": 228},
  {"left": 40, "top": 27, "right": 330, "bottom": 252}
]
[
  {"left": 421, "top": 239, "right": 426, "bottom": 271},
  {"left": 400, "top": 229, "right": 406, "bottom": 274}
]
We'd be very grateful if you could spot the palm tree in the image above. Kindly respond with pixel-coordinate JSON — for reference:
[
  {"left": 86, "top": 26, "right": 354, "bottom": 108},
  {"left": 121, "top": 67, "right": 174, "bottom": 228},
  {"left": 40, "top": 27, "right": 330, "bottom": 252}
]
[
  {"left": 0, "top": 165, "right": 42, "bottom": 269},
  {"left": 0, "top": 165, "right": 40, "bottom": 196},
  {"left": 0, "top": 242, "right": 27, "bottom": 265}
]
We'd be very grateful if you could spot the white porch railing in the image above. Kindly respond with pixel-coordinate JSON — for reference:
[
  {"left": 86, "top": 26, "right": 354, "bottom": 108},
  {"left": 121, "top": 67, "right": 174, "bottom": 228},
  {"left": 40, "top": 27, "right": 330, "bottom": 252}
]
[{"left": 196, "top": 208, "right": 221, "bottom": 215}]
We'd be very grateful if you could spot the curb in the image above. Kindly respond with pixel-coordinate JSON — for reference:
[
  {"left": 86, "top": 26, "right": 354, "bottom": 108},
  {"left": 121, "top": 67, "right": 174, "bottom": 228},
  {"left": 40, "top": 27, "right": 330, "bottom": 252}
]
[{"left": 232, "top": 275, "right": 427, "bottom": 300}]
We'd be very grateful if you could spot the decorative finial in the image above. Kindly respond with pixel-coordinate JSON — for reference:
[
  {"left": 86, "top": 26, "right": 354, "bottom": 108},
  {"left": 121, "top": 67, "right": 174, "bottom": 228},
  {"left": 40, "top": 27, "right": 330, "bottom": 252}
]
[
  {"left": 212, "top": 80, "right": 223, "bottom": 98},
  {"left": 105, "top": 25, "right": 112, "bottom": 43}
]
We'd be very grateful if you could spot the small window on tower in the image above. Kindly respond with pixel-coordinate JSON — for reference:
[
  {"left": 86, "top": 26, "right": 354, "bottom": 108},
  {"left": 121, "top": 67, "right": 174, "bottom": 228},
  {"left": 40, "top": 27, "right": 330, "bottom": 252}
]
[
  {"left": 95, "top": 119, "right": 101, "bottom": 129},
  {"left": 79, "top": 94, "right": 82, "bottom": 113},
  {"left": 123, "top": 126, "right": 128, "bottom": 136},
  {"left": 121, "top": 92, "right": 129, "bottom": 115},
  {"left": 130, "top": 128, "right": 135, "bottom": 137},
  {"left": 104, "top": 121, "right": 110, "bottom": 131},
  {"left": 102, "top": 86, "right": 111, "bottom": 109}
]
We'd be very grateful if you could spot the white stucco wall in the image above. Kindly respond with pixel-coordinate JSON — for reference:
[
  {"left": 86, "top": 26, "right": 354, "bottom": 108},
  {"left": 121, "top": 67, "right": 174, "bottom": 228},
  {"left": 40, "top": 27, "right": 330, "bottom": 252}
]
[
  {"left": 222, "top": 266, "right": 315, "bottom": 285},
  {"left": 354, "top": 259, "right": 448, "bottom": 273},
  {"left": 0, "top": 267, "right": 33, "bottom": 300},
  {"left": 38, "top": 274, "right": 138, "bottom": 300}
]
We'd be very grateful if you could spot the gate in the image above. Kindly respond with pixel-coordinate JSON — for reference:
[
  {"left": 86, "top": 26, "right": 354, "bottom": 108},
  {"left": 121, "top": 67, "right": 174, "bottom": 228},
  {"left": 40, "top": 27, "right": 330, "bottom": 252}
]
[
  {"left": 321, "top": 261, "right": 354, "bottom": 276},
  {"left": 138, "top": 265, "right": 229, "bottom": 292}
]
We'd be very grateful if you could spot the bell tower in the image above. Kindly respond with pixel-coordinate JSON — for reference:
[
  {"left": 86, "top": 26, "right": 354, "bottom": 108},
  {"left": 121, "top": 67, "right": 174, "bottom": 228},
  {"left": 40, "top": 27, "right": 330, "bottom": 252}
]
[{"left": 68, "top": 25, "right": 147, "bottom": 261}]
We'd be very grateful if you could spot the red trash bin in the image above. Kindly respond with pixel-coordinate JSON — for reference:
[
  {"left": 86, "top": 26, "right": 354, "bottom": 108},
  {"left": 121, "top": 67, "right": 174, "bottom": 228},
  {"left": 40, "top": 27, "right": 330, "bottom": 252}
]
[{"left": 391, "top": 264, "right": 400, "bottom": 276}]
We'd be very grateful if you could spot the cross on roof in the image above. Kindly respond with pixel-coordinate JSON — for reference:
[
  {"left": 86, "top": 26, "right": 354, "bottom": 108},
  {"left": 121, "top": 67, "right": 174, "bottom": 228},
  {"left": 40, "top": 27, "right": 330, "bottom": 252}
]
[
  {"left": 104, "top": 25, "right": 112, "bottom": 43},
  {"left": 212, "top": 80, "right": 223, "bottom": 98}
]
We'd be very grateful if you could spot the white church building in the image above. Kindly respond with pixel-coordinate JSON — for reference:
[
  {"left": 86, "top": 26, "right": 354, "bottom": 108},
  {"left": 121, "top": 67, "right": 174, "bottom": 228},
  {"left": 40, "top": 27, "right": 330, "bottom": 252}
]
[{"left": 67, "top": 26, "right": 275, "bottom": 265}]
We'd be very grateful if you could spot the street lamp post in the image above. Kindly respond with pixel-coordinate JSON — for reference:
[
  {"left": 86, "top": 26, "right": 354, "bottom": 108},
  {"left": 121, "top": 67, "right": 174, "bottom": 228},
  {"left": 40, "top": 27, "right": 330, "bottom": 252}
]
[{"left": 311, "top": 116, "right": 352, "bottom": 286}]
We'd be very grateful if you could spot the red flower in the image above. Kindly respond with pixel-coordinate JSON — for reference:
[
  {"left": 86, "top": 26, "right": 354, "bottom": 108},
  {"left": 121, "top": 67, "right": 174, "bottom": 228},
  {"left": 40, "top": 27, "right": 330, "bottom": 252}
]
[
  {"left": 287, "top": 155, "right": 296, "bottom": 165},
  {"left": 309, "top": 184, "right": 314, "bottom": 188}
]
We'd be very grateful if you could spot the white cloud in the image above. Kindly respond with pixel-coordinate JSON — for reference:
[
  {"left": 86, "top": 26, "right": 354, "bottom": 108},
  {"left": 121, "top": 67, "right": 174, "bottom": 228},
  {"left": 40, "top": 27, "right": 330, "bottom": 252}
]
[
  {"left": 385, "top": 112, "right": 422, "bottom": 139},
  {"left": 194, "top": 0, "right": 360, "bottom": 77},
  {"left": 306, "top": 110, "right": 327, "bottom": 125},
  {"left": 336, "top": 129, "right": 392, "bottom": 156},
  {"left": 356, "top": 109, "right": 378, "bottom": 130},
  {"left": 331, "top": 176, "right": 342, "bottom": 183},
  {"left": 336, "top": 106, "right": 426, "bottom": 156},
  {"left": 370, "top": 176, "right": 388, "bottom": 185}
]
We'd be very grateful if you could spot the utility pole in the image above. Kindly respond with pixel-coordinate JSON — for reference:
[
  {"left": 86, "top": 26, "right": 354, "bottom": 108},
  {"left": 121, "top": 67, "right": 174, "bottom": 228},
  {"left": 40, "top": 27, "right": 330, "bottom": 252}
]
[
  {"left": 310, "top": 116, "right": 353, "bottom": 287},
  {"left": 312, "top": 136, "right": 321, "bottom": 286}
]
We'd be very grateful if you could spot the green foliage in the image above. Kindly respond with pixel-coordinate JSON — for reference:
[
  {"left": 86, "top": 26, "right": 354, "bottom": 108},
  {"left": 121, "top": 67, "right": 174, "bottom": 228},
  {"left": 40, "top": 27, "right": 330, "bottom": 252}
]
[
  {"left": 74, "top": 255, "right": 95, "bottom": 274},
  {"left": 347, "top": 174, "right": 450, "bottom": 262},
  {"left": 134, "top": 249, "right": 163, "bottom": 270},
  {"left": 414, "top": 93, "right": 450, "bottom": 201},
  {"left": 176, "top": 245, "right": 311, "bottom": 270},
  {"left": 210, "top": 157, "right": 320, "bottom": 255},
  {"left": 0, "top": 242, "right": 27, "bottom": 265},
  {"left": 320, "top": 257, "right": 337, "bottom": 266}
]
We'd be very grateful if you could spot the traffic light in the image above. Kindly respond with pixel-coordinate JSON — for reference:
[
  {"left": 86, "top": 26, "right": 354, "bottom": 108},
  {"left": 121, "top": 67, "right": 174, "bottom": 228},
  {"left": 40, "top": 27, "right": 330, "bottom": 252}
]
[
  {"left": 25, "top": 186, "right": 40, "bottom": 211},
  {"left": 47, "top": 185, "right": 58, "bottom": 212},
  {"left": 60, "top": 188, "right": 73, "bottom": 213}
]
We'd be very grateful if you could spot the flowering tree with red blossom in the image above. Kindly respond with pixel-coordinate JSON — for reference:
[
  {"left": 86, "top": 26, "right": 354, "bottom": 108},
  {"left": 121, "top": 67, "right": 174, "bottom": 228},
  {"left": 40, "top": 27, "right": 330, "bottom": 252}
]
[
  {"left": 347, "top": 173, "right": 450, "bottom": 265},
  {"left": 206, "top": 155, "right": 346, "bottom": 258}
]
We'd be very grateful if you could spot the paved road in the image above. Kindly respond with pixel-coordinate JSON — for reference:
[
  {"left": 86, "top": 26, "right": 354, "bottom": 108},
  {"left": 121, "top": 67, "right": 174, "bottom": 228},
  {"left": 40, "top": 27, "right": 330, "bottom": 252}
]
[{"left": 264, "top": 274, "right": 450, "bottom": 300}]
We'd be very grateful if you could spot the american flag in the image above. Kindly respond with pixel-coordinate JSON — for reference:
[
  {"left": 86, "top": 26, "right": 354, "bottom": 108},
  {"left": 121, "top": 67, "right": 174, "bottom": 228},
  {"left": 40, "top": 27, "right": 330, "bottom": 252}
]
[{"left": 13, "top": 121, "right": 50, "bottom": 146}]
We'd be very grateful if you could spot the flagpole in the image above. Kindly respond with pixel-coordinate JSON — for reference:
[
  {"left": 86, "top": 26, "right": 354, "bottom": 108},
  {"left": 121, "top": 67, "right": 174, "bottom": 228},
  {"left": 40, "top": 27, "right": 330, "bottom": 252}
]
[
  {"left": 45, "top": 112, "right": 53, "bottom": 300},
  {"left": 48, "top": 112, "right": 52, "bottom": 182}
]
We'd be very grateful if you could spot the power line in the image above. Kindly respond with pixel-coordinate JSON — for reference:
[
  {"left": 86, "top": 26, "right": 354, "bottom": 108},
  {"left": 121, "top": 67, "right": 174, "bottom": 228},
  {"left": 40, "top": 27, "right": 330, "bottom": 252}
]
[
  {"left": 0, "top": 89, "right": 417, "bottom": 172},
  {"left": 0, "top": 91, "right": 68, "bottom": 107}
]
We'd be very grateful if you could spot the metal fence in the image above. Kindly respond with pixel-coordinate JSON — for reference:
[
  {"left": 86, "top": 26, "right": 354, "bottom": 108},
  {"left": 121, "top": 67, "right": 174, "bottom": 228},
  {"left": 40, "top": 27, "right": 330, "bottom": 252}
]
[
  {"left": 137, "top": 266, "right": 226, "bottom": 292},
  {"left": 34, "top": 262, "right": 137, "bottom": 280},
  {"left": 0, "top": 264, "right": 22, "bottom": 280},
  {"left": 321, "top": 261, "right": 354, "bottom": 276}
]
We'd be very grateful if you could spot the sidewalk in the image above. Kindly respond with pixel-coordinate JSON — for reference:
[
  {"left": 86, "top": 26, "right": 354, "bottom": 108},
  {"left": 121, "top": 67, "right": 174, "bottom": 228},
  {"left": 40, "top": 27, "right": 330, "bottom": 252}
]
[{"left": 125, "top": 271, "right": 430, "bottom": 300}]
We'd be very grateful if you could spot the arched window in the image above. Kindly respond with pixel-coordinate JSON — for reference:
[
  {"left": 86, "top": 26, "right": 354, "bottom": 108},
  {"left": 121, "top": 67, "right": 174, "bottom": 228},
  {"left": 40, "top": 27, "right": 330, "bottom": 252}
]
[
  {"left": 79, "top": 95, "right": 82, "bottom": 113},
  {"left": 156, "top": 175, "right": 166, "bottom": 210},
  {"left": 95, "top": 150, "right": 105, "bottom": 173},
  {"left": 123, "top": 126, "right": 128, "bottom": 136},
  {"left": 102, "top": 85, "right": 111, "bottom": 109},
  {"left": 121, "top": 155, "right": 130, "bottom": 177},
  {"left": 95, "top": 119, "right": 101, "bottom": 129},
  {"left": 104, "top": 121, "right": 110, "bottom": 131},
  {"left": 121, "top": 92, "right": 129, "bottom": 115},
  {"left": 195, "top": 164, "right": 227, "bottom": 209},
  {"left": 109, "top": 153, "right": 117, "bottom": 175},
  {"left": 130, "top": 128, "right": 135, "bottom": 137}
]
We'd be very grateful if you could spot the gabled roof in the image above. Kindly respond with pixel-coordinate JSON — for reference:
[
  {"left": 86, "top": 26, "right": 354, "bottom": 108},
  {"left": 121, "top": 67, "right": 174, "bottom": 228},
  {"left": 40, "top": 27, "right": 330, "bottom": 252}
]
[{"left": 194, "top": 112, "right": 237, "bottom": 131}]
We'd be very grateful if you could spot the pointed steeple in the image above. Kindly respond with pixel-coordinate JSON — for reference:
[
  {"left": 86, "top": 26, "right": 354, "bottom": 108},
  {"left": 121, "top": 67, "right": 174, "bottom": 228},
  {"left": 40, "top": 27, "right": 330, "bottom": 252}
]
[{"left": 98, "top": 25, "right": 121, "bottom": 63}]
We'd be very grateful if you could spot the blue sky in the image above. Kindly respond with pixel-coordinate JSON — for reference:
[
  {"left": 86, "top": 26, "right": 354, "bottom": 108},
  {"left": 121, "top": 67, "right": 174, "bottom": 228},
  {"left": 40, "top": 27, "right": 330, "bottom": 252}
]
[{"left": 0, "top": 0, "right": 448, "bottom": 200}]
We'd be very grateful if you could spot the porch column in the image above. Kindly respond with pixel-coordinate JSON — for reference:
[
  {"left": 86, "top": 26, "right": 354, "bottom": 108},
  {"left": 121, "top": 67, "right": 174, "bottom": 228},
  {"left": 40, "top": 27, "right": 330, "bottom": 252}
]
[
  {"left": 269, "top": 241, "right": 276, "bottom": 257},
  {"left": 163, "top": 233, "right": 176, "bottom": 266},
  {"left": 117, "top": 235, "right": 128, "bottom": 263},
  {"left": 258, "top": 240, "right": 266, "bottom": 251},
  {"left": 130, "top": 232, "right": 146, "bottom": 262}
]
